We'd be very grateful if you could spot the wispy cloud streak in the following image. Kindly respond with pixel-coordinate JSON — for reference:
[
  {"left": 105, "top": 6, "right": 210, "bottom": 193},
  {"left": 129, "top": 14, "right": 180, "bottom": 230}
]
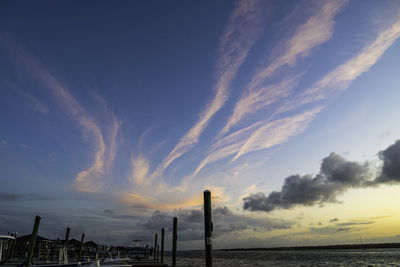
[
  {"left": 195, "top": 107, "right": 321, "bottom": 174},
  {"left": 34, "top": 68, "right": 120, "bottom": 192},
  {"left": 201, "top": 2, "right": 399, "bottom": 175},
  {"left": 219, "top": 0, "right": 348, "bottom": 136},
  {"left": 196, "top": 0, "right": 348, "bottom": 174},
  {"left": 280, "top": 17, "right": 400, "bottom": 114},
  {"left": 1, "top": 39, "right": 120, "bottom": 192},
  {"left": 129, "top": 155, "right": 150, "bottom": 187},
  {"left": 232, "top": 106, "right": 322, "bottom": 161},
  {"left": 219, "top": 74, "right": 303, "bottom": 136},
  {"left": 126, "top": 2, "right": 399, "bottom": 213},
  {"left": 195, "top": 141, "right": 244, "bottom": 176},
  {"left": 249, "top": 0, "right": 348, "bottom": 88},
  {"left": 160, "top": 0, "right": 268, "bottom": 172},
  {"left": 18, "top": 89, "right": 50, "bottom": 114}
]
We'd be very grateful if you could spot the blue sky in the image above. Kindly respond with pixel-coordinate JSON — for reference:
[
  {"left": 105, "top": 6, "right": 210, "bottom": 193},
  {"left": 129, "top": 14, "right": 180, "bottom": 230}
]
[{"left": 1, "top": 0, "right": 400, "bottom": 249}]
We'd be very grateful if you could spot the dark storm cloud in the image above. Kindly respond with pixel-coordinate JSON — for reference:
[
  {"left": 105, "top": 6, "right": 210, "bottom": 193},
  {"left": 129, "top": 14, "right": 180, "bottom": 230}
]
[
  {"left": 244, "top": 139, "right": 400, "bottom": 212},
  {"left": 321, "top": 152, "right": 368, "bottom": 186},
  {"left": 243, "top": 152, "right": 369, "bottom": 212},
  {"left": 375, "top": 140, "right": 400, "bottom": 183}
]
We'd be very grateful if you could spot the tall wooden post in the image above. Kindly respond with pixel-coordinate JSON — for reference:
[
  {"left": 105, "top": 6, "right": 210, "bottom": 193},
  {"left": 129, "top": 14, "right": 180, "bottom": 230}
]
[
  {"left": 64, "top": 227, "right": 70, "bottom": 248},
  {"left": 78, "top": 233, "right": 85, "bottom": 262},
  {"left": 172, "top": 217, "right": 177, "bottom": 267},
  {"left": 10, "top": 232, "right": 17, "bottom": 260},
  {"left": 5, "top": 232, "right": 15, "bottom": 260},
  {"left": 160, "top": 228, "right": 165, "bottom": 263},
  {"left": 63, "top": 227, "right": 70, "bottom": 264},
  {"left": 204, "top": 190, "right": 213, "bottom": 267},
  {"left": 0, "top": 240, "right": 3, "bottom": 263},
  {"left": 5, "top": 233, "right": 10, "bottom": 260},
  {"left": 153, "top": 233, "right": 157, "bottom": 261},
  {"left": 156, "top": 245, "right": 159, "bottom": 262},
  {"left": 25, "top": 216, "right": 41, "bottom": 267}
]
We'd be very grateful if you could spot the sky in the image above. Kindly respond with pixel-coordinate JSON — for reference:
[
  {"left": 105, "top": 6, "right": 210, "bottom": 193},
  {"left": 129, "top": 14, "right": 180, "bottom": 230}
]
[{"left": 1, "top": 0, "right": 400, "bottom": 250}]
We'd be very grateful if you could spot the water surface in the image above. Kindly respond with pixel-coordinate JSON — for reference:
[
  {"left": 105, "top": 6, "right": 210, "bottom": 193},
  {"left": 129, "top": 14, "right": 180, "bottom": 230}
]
[{"left": 164, "top": 248, "right": 400, "bottom": 266}]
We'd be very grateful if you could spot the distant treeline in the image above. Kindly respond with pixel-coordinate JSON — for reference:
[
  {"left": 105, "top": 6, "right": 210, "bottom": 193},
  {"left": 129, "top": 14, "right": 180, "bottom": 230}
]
[{"left": 220, "top": 243, "right": 400, "bottom": 252}]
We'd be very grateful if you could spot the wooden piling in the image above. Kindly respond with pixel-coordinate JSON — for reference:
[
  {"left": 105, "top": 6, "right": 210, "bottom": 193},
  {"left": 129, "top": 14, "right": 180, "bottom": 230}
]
[
  {"left": 64, "top": 227, "right": 70, "bottom": 248},
  {"left": 160, "top": 228, "right": 165, "bottom": 263},
  {"left": 10, "top": 232, "right": 17, "bottom": 260},
  {"left": 153, "top": 233, "right": 157, "bottom": 261},
  {"left": 25, "top": 216, "right": 41, "bottom": 267},
  {"left": 156, "top": 245, "right": 159, "bottom": 262},
  {"left": 63, "top": 227, "right": 70, "bottom": 264},
  {"left": 172, "top": 217, "right": 177, "bottom": 267},
  {"left": 78, "top": 233, "right": 85, "bottom": 262},
  {"left": 204, "top": 190, "right": 213, "bottom": 267},
  {"left": 5, "top": 232, "right": 14, "bottom": 260},
  {"left": 0, "top": 239, "right": 3, "bottom": 263}
]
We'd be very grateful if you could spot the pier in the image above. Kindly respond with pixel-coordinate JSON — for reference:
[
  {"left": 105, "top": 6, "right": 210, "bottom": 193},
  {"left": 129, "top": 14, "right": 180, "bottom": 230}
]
[{"left": 0, "top": 190, "right": 215, "bottom": 267}]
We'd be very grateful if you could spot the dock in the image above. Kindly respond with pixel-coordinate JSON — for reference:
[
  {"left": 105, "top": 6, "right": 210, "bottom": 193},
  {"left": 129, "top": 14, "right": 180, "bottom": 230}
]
[
  {"left": 0, "top": 190, "right": 216, "bottom": 267},
  {"left": 131, "top": 263, "right": 168, "bottom": 267}
]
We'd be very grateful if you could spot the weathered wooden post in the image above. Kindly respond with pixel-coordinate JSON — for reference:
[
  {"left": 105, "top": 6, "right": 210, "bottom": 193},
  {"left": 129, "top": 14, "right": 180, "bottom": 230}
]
[
  {"left": 172, "top": 217, "right": 177, "bottom": 267},
  {"left": 78, "top": 233, "right": 85, "bottom": 262},
  {"left": 64, "top": 227, "right": 70, "bottom": 249},
  {"left": 156, "top": 245, "right": 159, "bottom": 262},
  {"left": 153, "top": 233, "right": 157, "bottom": 261},
  {"left": 10, "top": 232, "right": 17, "bottom": 260},
  {"left": 63, "top": 227, "right": 70, "bottom": 264},
  {"left": 0, "top": 238, "right": 3, "bottom": 263},
  {"left": 5, "top": 232, "right": 15, "bottom": 260},
  {"left": 160, "top": 228, "right": 165, "bottom": 263},
  {"left": 5, "top": 233, "right": 10, "bottom": 260},
  {"left": 204, "top": 190, "right": 213, "bottom": 267},
  {"left": 25, "top": 216, "right": 41, "bottom": 267}
]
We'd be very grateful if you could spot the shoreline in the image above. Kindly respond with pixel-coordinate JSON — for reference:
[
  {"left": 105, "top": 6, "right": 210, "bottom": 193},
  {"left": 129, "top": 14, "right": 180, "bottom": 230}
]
[{"left": 216, "top": 242, "right": 400, "bottom": 252}]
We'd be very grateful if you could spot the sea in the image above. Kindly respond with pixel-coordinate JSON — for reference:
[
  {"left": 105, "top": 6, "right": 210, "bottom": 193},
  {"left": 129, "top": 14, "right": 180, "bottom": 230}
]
[{"left": 163, "top": 249, "right": 400, "bottom": 266}]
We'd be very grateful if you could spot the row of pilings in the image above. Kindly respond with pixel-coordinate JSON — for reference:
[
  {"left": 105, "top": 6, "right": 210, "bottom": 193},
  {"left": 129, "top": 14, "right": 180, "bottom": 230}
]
[
  {"left": 5, "top": 190, "right": 214, "bottom": 267},
  {"left": 19, "top": 217, "right": 86, "bottom": 267},
  {"left": 147, "top": 190, "right": 213, "bottom": 267}
]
